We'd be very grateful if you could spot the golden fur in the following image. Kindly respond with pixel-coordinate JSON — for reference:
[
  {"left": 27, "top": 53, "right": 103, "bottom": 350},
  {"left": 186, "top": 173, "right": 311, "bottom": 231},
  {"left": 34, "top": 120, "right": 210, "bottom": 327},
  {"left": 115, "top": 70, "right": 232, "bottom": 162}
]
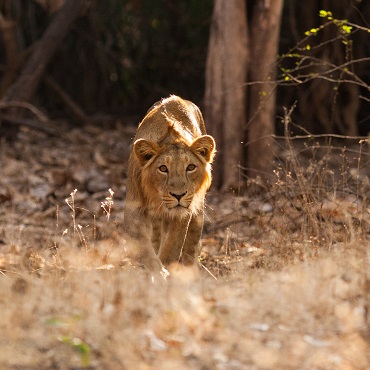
[{"left": 123, "top": 95, "right": 215, "bottom": 274}]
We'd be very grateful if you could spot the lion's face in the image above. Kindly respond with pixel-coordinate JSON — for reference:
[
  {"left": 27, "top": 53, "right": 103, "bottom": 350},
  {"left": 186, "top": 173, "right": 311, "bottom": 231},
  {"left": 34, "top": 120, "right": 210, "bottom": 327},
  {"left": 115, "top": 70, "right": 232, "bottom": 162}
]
[{"left": 134, "top": 135, "right": 215, "bottom": 218}]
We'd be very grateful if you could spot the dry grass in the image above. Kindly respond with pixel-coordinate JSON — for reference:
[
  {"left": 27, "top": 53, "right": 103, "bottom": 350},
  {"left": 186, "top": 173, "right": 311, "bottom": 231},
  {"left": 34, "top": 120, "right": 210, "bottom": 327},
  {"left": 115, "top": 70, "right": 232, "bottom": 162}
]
[
  {"left": 0, "top": 238, "right": 369, "bottom": 369},
  {"left": 1, "top": 124, "right": 370, "bottom": 369}
]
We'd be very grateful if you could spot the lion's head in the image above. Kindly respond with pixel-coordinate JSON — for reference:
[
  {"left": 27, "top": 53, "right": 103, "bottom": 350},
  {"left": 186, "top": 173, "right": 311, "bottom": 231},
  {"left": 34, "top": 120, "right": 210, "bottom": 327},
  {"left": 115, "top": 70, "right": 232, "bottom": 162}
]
[{"left": 134, "top": 135, "right": 215, "bottom": 218}]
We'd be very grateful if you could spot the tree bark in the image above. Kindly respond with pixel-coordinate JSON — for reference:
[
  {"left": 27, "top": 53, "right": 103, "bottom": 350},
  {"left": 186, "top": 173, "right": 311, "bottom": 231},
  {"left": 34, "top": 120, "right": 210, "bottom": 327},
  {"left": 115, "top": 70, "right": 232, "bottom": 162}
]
[
  {"left": 204, "top": 0, "right": 248, "bottom": 189},
  {"left": 247, "top": 0, "right": 283, "bottom": 183},
  {"left": 296, "top": 0, "right": 360, "bottom": 136},
  {"left": 2, "top": 0, "right": 90, "bottom": 104},
  {"left": 0, "top": 13, "right": 20, "bottom": 96}
]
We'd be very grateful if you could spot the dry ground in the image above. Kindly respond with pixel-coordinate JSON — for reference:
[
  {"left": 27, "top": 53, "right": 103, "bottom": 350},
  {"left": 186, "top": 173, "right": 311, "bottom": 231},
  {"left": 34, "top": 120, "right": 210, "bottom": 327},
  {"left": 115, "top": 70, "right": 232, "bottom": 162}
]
[{"left": 1, "top": 122, "right": 370, "bottom": 369}]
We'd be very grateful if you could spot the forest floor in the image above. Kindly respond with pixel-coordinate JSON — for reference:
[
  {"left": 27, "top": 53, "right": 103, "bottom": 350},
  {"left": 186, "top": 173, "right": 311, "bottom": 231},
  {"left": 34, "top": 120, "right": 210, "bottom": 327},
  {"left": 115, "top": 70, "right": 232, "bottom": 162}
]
[{"left": 1, "top": 122, "right": 370, "bottom": 369}]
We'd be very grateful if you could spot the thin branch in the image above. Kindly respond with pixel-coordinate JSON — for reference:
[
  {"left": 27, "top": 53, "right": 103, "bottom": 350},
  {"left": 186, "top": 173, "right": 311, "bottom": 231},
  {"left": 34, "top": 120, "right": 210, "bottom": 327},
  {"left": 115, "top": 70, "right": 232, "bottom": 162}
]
[
  {"left": 0, "top": 101, "right": 49, "bottom": 122},
  {"left": 0, "top": 114, "right": 58, "bottom": 135}
]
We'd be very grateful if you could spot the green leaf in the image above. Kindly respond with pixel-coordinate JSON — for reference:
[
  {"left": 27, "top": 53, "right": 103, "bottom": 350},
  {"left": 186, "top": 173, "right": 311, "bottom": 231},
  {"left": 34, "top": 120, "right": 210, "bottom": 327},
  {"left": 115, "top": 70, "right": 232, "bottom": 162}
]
[
  {"left": 305, "top": 28, "right": 320, "bottom": 36},
  {"left": 319, "top": 10, "right": 332, "bottom": 18},
  {"left": 72, "top": 338, "right": 91, "bottom": 356},
  {"left": 58, "top": 336, "right": 91, "bottom": 366},
  {"left": 46, "top": 318, "right": 67, "bottom": 327},
  {"left": 341, "top": 25, "right": 352, "bottom": 34}
]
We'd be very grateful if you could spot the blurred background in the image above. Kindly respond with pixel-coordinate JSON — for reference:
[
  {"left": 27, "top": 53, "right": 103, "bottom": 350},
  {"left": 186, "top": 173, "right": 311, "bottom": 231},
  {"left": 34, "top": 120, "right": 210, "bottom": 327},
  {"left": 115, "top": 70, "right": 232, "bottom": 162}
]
[
  {"left": 1, "top": 0, "right": 368, "bottom": 125},
  {"left": 0, "top": 0, "right": 213, "bottom": 118},
  {"left": 1, "top": 0, "right": 369, "bottom": 188}
]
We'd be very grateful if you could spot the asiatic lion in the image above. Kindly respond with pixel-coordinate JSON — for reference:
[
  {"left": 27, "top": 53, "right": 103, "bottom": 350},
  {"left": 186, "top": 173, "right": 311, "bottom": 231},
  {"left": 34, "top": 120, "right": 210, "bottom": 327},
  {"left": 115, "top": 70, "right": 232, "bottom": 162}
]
[{"left": 123, "top": 95, "right": 215, "bottom": 275}]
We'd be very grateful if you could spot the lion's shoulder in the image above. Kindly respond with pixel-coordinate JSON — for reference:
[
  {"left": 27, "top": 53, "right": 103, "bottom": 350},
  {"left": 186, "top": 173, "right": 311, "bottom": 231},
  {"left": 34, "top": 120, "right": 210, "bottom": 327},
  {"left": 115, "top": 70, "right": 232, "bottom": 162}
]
[{"left": 136, "top": 95, "right": 206, "bottom": 145}]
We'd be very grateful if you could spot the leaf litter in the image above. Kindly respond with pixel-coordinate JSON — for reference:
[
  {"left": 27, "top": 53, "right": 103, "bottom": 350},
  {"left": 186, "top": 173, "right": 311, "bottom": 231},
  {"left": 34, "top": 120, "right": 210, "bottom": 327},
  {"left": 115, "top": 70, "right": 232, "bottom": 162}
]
[{"left": 0, "top": 123, "right": 370, "bottom": 369}]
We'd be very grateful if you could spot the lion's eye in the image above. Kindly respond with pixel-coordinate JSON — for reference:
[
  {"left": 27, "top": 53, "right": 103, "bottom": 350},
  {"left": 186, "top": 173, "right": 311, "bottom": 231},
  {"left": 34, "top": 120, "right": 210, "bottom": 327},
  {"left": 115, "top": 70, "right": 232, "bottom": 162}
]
[
  {"left": 186, "top": 164, "right": 196, "bottom": 172},
  {"left": 158, "top": 165, "right": 168, "bottom": 173}
]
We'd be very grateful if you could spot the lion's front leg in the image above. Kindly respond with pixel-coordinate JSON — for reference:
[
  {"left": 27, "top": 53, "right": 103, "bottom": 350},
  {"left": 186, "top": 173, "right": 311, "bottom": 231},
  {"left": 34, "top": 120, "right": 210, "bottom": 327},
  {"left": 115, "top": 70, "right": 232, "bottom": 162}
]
[
  {"left": 180, "top": 212, "right": 203, "bottom": 265},
  {"left": 158, "top": 212, "right": 203, "bottom": 266},
  {"left": 123, "top": 203, "right": 166, "bottom": 275}
]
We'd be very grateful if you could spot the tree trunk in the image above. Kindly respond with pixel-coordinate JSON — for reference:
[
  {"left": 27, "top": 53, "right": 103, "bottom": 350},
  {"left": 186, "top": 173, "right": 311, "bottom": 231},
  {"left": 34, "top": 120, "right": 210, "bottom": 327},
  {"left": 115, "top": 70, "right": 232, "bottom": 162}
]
[
  {"left": 296, "top": 0, "right": 360, "bottom": 136},
  {"left": 2, "top": 0, "right": 90, "bottom": 105},
  {"left": 0, "top": 13, "right": 20, "bottom": 97},
  {"left": 204, "top": 0, "right": 248, "bottom": 189},
  {"left": 247, "top": 0, "right": 283, "bottom": 183}
]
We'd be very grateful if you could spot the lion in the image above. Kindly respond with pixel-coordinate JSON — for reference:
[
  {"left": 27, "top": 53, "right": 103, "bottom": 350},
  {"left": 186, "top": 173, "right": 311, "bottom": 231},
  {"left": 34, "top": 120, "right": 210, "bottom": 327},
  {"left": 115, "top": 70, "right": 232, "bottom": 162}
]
[{"left": 123, "top": 95, "right": 216, "bottom": 275}]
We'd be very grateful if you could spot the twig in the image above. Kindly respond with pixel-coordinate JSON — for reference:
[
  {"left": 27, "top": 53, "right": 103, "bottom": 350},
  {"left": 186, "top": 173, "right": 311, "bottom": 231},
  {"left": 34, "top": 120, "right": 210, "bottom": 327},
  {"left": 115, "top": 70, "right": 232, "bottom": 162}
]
[
  {"left": 199, "top": 263, "right": 218, "bottom": 280},
  {"left": 0, "top": 101, "right": 48, "bottom": 122},
  {"left": 0, "top": 113, "right": 58, "bottom": 135},
  {"left": 283, "top": 104, "right": 320, "bottom": 236},
  {"left": 43, "top": 75, "right": 88, "bottom": 124}
]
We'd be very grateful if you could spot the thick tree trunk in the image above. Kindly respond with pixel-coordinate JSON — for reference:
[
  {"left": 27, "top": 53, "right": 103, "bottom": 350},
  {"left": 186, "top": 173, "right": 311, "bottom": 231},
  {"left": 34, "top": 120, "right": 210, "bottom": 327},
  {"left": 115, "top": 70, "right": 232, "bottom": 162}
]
[
  {"left": 2, "top": 0, "right": 90, "bottom": 104},
  {"left": 0, "top": 14, "right": 20, "bottom": 97},
  {"left": 247, "top": 0, "right": 283, "bottom": 183},
  {"left": 296, "top": 0, "right": 360, "bottom": 136},
  {"left": 204, "top": 0, "right": 248, "bottom": 189}
]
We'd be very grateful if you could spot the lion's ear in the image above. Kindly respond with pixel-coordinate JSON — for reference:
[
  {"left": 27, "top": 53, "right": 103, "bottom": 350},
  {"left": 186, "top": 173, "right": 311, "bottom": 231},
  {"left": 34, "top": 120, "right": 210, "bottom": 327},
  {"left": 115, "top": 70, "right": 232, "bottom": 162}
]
[
  {"left": 134, "top": 139, "right": 159, "bottom": 166},
  {"left": 191, "top": 135, "right": 216, "bottom": 163}
]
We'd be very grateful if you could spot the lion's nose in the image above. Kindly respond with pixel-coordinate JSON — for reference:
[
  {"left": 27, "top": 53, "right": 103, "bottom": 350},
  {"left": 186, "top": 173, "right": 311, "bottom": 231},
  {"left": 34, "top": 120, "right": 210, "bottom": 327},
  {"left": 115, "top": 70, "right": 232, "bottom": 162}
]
[{"left": 170, "top": 192, "right": 187, "bottom": 201}]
